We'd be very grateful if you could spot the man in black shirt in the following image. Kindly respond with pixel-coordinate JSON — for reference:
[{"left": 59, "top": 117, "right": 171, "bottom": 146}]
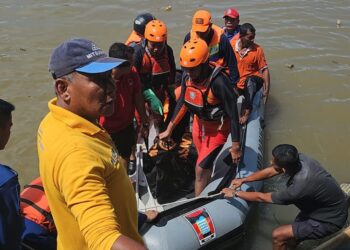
[{"left": 221, "top": 144, "right": 348, "bottom": 250}]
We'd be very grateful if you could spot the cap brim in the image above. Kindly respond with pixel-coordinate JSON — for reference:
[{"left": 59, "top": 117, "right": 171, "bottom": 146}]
[
  {"left": 223, "top": 14, "right": 238, "bottom": 19},
  {"left": 192, "top": 24, "right": 209, "bottom": 33},
  {"left": 76, "top": 57, "right": 128, "bottom": 74}
]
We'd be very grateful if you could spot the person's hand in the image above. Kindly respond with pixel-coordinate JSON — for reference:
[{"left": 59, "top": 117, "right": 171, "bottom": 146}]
[
  {"left": 221, "top": 187, "right": 235, "bottom": 198},
  {"left": 145, "top": 210, "right": 159, "bottom": 222},
  {"left": 229, "top": 142, "right": 241, "bottom": 164},
  {"left": 159, "top": 129, "right": 171, "bottom": 140},
  {"left": 230, "top": 178, "right": 244, "bottom": 190},
  {"left": 239, "top": 108, "right": 250, "bottom": 125},
  {"left": 143, "top": 89, "right": 163, "bottom": 115}
]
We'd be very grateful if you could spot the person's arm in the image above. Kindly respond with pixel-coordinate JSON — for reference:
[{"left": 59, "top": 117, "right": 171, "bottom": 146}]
[
  {"left": 133, "top": 45, "right": 143, "bottom": 77},
  {"left": 262, "top": 68, "right": 270, "bottom": 104},
  {"left": 134, "top": 88, "right": 149, "bottom": 138},
  {"left": 257, "top": 46, "right": 270, "bottom": 104},
  {"left": 133, "top": 45, "right": 163, "bottom": 116},
  {"left": 159, "top": 79, "right": 188, "bottom": 139},
  {"left": 230, "top": 166, "right": 282, "bottom": 189},
  {"left": 134, "top": 91, "right": 148, "bottom": 123},
  {"left": 221, "top": 189, "right": 273, "bottom": 203},
  {"left": 211, "top": 75, "right": 240, "bottom": 162},
  {"left": 221, "top": 165, "right": 280, "bottom": 202},
  {"left": 211, "top": 75, "right": 240, "bottom": 142},
  {"left": 111, "top": 235, "right": 146, "bottom": 250},
  {"left": 167, "top": 45, "right": 176, "bottom": 87},
  {"left": 59, "top": 150, "right": 144, "bottom": 249},
  {"left": 219, "top": 35, "right": 239, "bottom": 85},
  {"left": 132, "top": 68, "right": 149, "bottom": 127}
]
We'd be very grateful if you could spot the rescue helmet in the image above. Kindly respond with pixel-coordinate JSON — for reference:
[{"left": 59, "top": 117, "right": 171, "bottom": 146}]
[
  {"left": 144, "top": 20, "right": 167, "bottom": 42},
  {"left": 133, "top": 13, "right": 156, "bottom": 36},
  {"left": 179, "top": 38, "right": 209, "bottom": 68}
]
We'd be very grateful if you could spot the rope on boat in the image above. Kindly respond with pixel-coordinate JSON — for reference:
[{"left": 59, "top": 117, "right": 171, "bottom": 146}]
[{"left": 141, "top": 192, "right": 223, "bottom": 211}]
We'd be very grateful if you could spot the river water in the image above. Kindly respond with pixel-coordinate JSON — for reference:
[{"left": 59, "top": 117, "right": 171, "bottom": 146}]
[{"left": 0, "top": 0, "right": 349, "bottom": 249}]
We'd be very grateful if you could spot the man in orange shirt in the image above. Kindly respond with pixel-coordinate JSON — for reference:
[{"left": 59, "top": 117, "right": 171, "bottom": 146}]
[{"left": 231, "top": 23, "right": 270, "bottom": 124}]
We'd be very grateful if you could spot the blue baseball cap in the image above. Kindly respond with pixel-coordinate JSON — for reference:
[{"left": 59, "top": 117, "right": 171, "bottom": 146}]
[{"left": 49, "top": 38, "right": 128, "bottom": 79}]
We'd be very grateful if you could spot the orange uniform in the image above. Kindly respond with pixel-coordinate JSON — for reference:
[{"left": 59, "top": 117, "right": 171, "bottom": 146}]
[
  {"left": 171, "top": 65, "right": 239, "bottom": 169},
  {"left": 125, "top": 30, "right": 142, "bottom": 47},
  {"left": 231, "top": 39, "right": 268, "bottom": 89},
  {"left": 21, "top": 177, "right": 56, "bottom": 232}
]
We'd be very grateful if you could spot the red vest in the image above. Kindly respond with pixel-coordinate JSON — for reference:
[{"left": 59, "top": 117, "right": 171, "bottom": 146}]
[{"left": 140, "top": 47, "right": 171, "bottom": 76}]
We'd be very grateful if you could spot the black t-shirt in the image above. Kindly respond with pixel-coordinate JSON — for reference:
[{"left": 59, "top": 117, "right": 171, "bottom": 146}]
[{"left": 271, "top": 154, "right": 348, "bottom": 227}]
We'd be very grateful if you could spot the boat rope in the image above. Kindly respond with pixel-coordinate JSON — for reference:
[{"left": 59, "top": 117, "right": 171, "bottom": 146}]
[{"left": 141, "top": 192, "right": 223, "bottom": 211}]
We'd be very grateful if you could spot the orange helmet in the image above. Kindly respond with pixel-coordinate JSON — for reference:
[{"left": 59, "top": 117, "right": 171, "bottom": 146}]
[
  {"left": 179, "top": 39, "right": 209, "bottom": 68},
  {"left": 145, "top": 20, "right": 167, "bottom": 42}
]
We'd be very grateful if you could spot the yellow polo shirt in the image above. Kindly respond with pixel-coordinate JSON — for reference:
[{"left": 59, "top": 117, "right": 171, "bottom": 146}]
[{"left": 37, "top": 98, "right": 143, "bottom": 250}]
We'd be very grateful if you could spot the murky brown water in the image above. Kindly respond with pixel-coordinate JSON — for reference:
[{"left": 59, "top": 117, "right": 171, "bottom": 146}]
[{"left": 1, "top": 0, "right": 349, "bottom": 249}]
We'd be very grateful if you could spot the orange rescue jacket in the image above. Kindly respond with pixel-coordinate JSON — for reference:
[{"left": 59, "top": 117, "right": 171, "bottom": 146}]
[{"left": 20, "top": 177, "right": 56, "bottom": 232}]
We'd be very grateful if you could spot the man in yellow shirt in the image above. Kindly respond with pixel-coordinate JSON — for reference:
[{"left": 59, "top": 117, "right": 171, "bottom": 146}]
[{"left": 38, "top": 38, "right": 146, "bottom": 250}]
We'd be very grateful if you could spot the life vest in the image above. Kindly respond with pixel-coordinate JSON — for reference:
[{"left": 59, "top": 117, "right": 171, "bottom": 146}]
[
  {"left": 140, "top": 44, "right": 174, "bottom": 118},
  {"left": 125, "top": 30, "right": 142, "bottom": 47},
  {"left": 20, "top": 177, "right": 56, "bottom": 232},
  {"left": 183, "top": 64, "right": 226, "bottom": 121},
  {"left": 139, "top": 44, "right": 171, "bottom": 90},
  {"left": 191, "top": 24, "right": 225, "bottom": 65}
]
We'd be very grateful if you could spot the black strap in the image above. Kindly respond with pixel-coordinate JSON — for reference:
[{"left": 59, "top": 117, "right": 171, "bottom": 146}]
[
  {"left": 20, "top": 198, "right": 54, "bottom": 225},
  {"left": 203, "top": 65, "right": 223, "bottom": 99},
  {"left": 24, "top": 184, "right": 44, "bottom": 192}
]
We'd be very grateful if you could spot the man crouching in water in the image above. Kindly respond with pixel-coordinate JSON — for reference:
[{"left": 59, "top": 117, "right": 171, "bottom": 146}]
[
  {"left": 160, "top": 38, "right": 241, "bottom": 196},
  {"left": 222, "top": 144, "right": 348, "bottom": 250}
]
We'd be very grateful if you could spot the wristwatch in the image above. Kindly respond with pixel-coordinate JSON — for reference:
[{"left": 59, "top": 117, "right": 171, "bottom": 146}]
[{"left": 234, "top": 190, "right": 240, "bottom": 197}]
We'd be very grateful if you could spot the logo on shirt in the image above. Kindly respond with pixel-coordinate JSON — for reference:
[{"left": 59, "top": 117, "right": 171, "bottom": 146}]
[{"left": 190, "top": 91, "right": 196, "bottom": 100}]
